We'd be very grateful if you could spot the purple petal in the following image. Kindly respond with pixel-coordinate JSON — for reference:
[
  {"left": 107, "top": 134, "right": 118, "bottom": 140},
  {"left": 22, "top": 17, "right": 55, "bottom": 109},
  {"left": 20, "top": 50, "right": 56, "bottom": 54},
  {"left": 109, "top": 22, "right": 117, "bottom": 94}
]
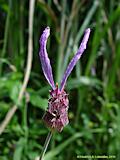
[
  {"left": 60, "top": 28, "right": 91, "bottom": 91},
  {"left": 39, "top": 27, "right": 55, "bottom": 89}
]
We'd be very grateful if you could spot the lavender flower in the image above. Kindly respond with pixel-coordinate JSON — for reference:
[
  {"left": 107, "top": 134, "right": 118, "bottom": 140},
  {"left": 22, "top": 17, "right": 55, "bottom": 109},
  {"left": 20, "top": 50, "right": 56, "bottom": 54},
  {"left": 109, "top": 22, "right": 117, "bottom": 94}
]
[{"left": 39, "top": 26, "right": 90, "bottom": 132}]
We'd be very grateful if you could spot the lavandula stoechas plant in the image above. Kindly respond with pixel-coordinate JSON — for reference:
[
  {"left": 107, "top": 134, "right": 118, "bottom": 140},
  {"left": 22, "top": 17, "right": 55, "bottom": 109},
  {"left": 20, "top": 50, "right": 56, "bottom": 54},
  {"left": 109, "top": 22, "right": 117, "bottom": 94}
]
[{"left": 39, "top": 26, "right": 90, "bottom": 159}]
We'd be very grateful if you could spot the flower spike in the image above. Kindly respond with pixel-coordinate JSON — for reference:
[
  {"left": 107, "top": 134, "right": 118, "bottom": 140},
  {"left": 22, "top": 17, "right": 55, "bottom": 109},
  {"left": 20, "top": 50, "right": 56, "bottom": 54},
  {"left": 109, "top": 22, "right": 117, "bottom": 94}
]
[
  {"left": 39, "top": 27, "right": 91, "bottom": 132},
  {"left": 60, "top": 28, "right": 91, "bottom": 91},
  {"left": 39, "top": 27, "right": 55, "bottom": 89}
]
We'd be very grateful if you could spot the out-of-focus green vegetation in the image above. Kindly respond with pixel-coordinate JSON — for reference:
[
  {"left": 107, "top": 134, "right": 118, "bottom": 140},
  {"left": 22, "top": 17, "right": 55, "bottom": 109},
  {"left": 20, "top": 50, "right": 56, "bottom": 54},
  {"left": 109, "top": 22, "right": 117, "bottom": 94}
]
[{"left": 0, "top": 0, "right": 120, "bottom": 160}]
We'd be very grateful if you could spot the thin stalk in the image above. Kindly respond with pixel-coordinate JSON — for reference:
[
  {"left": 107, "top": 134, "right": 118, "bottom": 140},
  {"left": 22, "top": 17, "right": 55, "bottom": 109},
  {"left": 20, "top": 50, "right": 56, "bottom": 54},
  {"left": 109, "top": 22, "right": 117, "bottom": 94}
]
[
  {"left": 0, "top": 0, "right": 11, "bottom": 76},
  {"left": 62, "top": 0, "right": 80, "bottom": 76},
  {"left": 19, "top": 0, "right": 24, "bottom": 55},
  {"left": 74, "top": 0, "right": 99, "bottom": 45},
  {"left": 23, "top": 94, "right": 29, "bottom": 155},
  {"left": 39, "top": 131, "right": 52, "bottom": 160},
  {"left": 56, "top": 0, "right": 66, "bottom": 83}
]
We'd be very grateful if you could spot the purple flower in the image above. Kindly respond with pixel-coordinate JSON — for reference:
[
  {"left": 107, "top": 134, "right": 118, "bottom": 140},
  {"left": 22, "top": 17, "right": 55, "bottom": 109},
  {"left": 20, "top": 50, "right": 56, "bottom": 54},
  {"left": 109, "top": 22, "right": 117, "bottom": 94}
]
[{"left": 39, "top": 26, "right": 90, "bottom": 132}]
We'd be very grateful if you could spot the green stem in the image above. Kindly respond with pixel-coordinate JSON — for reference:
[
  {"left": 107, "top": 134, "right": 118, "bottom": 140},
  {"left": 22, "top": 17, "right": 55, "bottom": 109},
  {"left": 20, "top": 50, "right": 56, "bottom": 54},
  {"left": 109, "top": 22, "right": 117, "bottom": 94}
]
[
  {"left": 0, "top": 0, "right": 11, "bottom": 76},
  {"left": 23, "top": 99, "right": 28, "bottom": 155},
  {"left": 39, "top": 131, "right": 52, "bottom": 160},
  {"left": 56, "top": 0, "right": 66, "bottom": 83},
  {"left": 19, "top": 0, "right": 24, "bottom": 55}
]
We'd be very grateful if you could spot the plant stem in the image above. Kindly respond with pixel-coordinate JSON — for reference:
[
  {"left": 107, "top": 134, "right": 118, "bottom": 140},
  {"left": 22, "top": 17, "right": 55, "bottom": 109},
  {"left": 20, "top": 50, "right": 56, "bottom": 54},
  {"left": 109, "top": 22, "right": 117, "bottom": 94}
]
[
  {"left": 0, "top": 0, "right": 35, "bottom": 135},
  {"left": 56, "top": 0, "right": 66, "bottom": 83},
  {"left": 0, "top": 0, "right": 11, "bottom": 76},
  {"left": 39, "top": 131, "right": 52, "bottom": 160}
]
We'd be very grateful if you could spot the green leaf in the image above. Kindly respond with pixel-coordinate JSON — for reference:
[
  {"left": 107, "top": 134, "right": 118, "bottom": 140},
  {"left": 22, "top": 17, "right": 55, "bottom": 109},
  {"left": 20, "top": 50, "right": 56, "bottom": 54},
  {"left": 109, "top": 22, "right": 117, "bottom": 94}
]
[
  {"left": 67, "top": 77, "right": 102, "bottom": 90},
  {"left": 29, "top": 90, "right": 48, "bottom": 110},
  {"left": 9, "top": 81, "right": 22, "bottom": 105},
  {"left": 13, "top": 138, "right": 26, "bottom": 160}
]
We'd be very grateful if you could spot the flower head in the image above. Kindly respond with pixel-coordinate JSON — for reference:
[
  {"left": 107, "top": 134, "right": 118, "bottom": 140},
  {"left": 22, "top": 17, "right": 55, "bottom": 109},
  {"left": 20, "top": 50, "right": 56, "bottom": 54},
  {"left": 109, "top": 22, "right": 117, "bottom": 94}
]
[{"left": 39, "top": 27, "right": 90, "bottom": 132}]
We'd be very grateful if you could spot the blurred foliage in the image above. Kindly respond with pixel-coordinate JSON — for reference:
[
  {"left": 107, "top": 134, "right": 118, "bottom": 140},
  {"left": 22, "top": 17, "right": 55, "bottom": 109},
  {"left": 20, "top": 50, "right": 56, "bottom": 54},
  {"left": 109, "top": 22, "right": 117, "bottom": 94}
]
[{"left": 0, "top": 0, "right": 120, "bottom": 160}]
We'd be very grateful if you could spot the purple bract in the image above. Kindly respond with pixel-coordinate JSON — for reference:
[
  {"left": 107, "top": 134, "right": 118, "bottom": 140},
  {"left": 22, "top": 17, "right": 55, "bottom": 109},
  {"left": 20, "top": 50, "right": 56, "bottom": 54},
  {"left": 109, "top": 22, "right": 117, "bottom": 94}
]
[
  {"left": 39, "top": 26, "right": 90, "bottom": 132},
  {"left": 43, "top": 84, "right": 69, "bottom": 132}
]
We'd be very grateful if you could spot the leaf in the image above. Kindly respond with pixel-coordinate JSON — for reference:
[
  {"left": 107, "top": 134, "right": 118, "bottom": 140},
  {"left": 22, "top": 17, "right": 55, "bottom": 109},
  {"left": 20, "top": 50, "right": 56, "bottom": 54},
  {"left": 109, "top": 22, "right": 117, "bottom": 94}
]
[
  {"left": 0, "top": 101, "right": 9, "bottom": 117},
  {"left": 9, "top": 81, "right": 22, "bottom": 105},
  {"left": 29, "top": 90, "right": 48, "bottom": 110},
  {"left": 66, "top": 77, "right": 102, "bottom": 90},
  {"left": 13, "top": 138, "right": 26, "bottom": 160}
]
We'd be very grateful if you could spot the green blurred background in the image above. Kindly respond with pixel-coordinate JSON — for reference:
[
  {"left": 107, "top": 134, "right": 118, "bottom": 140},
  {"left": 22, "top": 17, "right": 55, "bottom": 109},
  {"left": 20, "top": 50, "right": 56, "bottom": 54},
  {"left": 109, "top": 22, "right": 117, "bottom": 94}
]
[{"left": 0, "top": 0, "right": 120, "bottom": 160}]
